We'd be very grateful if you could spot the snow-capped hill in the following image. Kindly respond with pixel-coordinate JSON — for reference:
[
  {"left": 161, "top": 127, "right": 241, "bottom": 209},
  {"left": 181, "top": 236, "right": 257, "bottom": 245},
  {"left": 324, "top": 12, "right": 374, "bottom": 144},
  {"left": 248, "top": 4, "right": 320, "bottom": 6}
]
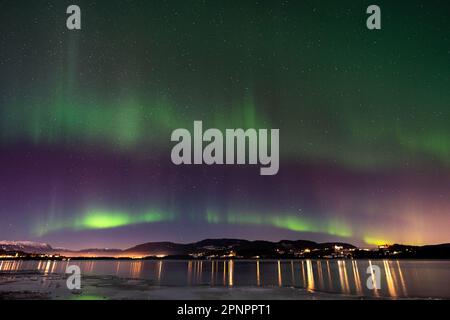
[{"left": 0, "top": 241, "right": 53, "bottom": 253}]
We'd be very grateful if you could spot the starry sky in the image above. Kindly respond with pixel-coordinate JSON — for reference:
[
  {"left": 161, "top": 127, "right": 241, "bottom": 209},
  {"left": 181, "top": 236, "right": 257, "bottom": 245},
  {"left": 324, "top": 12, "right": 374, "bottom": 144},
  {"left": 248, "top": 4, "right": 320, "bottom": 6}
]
[{"left": 0, "top": 0, "right": 449, "bottom": 249}]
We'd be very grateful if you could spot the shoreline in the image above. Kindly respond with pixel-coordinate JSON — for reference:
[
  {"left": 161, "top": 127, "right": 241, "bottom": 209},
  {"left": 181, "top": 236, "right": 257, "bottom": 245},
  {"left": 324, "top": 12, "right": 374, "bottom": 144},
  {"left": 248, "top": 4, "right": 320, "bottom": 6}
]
[
  {"left": 0, "top": 271, "right": 372, "bottom": 300},
  {"left": 2, "top": 257, "right": 450, "bottom": 261}
]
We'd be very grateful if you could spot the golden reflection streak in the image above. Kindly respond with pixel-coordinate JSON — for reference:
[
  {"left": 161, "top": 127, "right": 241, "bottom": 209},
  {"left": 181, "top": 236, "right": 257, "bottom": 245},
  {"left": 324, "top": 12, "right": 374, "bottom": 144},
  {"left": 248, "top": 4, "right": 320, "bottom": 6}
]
[
  {"left": 200, "top": 261, "right": 203, "bottom": 282},
  {"left": 383, "top": 260, "right": 398, "bottom": 297},
  {"left": 115, "top": 261, "right": 121, "bottom": 275},
  {"left": 256, "top": 260, "right": 261, "bottom": 287},
  {"left": 51, "top": 261, "right": 57, "bottom": 273},
  {"left": 290, "top": 260, "right": 295, "bottom": 286},
  {"left": 211, "top": 260, "right": 215, "bottom": 286},
  {"left": 306, "top": 260, "right": 315, "bottom": 291},
  {"left": 352, "top": 260, "right": 363, "bottom": 295},
  {"left": 86, "top": 261, "right": 95, "bottom": 273},
  {"left": 223, "top": 261, "right": 226, "bottom": 286},
  {"left": 317, "top": 261, "right": 324, "bottom": 288},
  {"left": 277, "top": 260, "right": 282, "bottom": 287},
  {"left": 338, "top": 260, "right": 350, "bottom": 294},
  {"left": 193, "top": 261, "right": 197, "bottom": 282},
  {"left": 390, "top": 261, "right": 400, "bottom": 291},
  {"left": 194, "top": 261, "right": 198, "bottom": 281},
  {"left": 396, "top": 261, "right": 408, "bottom": 296},
  {"left": 44, "top": 260, "right": 51, "bottom": 275},
  {"left": 5, "top": 261, "right": 13, "bottom": 271},
  {"left": 368, "top": 260, "right": 380, "bottom": 297},
  {"left": 301, "top": 261, "right": 306, "bottom": 287},
  {"left": 326, "top": 261, "right": 332, "bottom": 289},
  {"left": 131, "top": 261, "right": 143, "bottom": 279},
  {"left": 187, "top": 261, "right": 193, "bottom": 285},
  {"left": 228, "top": 260, "right": 234, "bottom": 287},
  {"left": 131, "top": 262, "right": 135, "bottom": 278},
  {"left": 157, "top": 261, "right": 163, "bottom": 281}
]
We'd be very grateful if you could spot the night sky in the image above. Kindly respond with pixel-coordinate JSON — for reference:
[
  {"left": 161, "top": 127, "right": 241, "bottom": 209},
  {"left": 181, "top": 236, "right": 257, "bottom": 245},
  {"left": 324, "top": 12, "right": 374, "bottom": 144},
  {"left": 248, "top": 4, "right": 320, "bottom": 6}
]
[{"left": 0, "top": 0, "right": 449, "bottom": 249}]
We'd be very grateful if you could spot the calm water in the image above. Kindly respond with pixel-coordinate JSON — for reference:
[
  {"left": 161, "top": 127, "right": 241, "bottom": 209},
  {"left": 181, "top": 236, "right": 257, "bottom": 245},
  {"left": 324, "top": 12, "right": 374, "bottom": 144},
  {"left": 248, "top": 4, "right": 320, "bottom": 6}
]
[{"left": 1, "top": 259, "right": 449, "bottom": 299}]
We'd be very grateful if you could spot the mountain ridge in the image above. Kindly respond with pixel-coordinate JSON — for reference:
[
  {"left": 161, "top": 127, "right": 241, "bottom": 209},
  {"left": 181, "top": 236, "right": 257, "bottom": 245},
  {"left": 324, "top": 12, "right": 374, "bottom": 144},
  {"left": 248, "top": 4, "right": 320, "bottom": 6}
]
[{"left": 1, "top": 239, "right": 449, "bottom": 259}]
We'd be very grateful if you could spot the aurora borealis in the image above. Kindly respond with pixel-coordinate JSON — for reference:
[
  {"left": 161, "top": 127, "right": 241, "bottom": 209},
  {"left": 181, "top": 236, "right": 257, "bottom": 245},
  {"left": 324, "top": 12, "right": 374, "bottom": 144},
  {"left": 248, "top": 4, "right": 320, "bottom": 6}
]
[{"left": 0, "top": 0, "right": 449, "bottom": 249}]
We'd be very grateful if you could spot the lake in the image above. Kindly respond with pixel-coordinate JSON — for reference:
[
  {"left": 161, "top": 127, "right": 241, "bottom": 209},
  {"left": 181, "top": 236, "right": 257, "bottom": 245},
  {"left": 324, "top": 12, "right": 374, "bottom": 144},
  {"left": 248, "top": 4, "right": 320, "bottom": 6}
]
[{"left": 0, "top": 259, "right": 449, "bottom": 299}]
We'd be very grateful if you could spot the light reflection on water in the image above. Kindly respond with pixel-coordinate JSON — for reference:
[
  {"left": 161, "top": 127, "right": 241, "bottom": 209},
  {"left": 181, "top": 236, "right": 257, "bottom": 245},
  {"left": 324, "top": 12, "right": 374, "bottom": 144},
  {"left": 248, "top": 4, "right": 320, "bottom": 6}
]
[{"left": 1, "top": 259, "right": 449, "bottom": 299}]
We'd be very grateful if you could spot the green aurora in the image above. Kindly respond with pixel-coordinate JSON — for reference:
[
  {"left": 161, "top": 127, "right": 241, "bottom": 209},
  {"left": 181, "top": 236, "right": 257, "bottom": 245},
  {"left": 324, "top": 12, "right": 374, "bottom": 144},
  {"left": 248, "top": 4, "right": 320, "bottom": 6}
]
[{"left": 0, "top": 0, "right": 448, "bottom": 248}]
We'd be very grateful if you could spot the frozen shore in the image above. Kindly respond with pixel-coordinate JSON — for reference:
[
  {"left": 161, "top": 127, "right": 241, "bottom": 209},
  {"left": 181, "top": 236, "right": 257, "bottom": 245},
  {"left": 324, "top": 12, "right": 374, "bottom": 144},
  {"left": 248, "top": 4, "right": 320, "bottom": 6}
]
[{"left": 0, "top": 271, "right": 359, "bottom": 300}]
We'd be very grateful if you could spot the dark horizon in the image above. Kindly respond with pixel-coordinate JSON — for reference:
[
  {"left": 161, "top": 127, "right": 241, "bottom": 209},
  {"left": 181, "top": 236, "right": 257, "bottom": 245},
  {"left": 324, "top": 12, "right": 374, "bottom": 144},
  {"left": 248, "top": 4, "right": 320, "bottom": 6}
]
[{"left": 2, "top": 237, "right": 450, "bottom": 253}]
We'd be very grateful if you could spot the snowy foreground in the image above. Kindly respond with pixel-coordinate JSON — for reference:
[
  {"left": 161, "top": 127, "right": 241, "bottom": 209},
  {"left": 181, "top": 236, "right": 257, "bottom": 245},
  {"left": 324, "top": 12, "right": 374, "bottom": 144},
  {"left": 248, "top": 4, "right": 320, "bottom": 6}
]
[{"left": 0, "top": 271, "right": 359, "bottom": 300}]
